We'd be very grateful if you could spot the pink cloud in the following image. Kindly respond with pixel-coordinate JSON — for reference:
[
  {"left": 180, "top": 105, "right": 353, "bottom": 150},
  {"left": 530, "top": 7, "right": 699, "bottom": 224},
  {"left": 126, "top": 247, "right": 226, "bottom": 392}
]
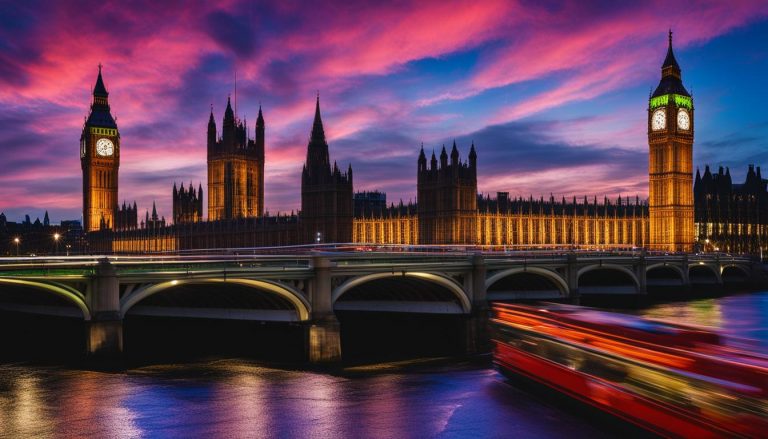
[{"left": 0, "top": 1, "right": 766, "bottom": 222}]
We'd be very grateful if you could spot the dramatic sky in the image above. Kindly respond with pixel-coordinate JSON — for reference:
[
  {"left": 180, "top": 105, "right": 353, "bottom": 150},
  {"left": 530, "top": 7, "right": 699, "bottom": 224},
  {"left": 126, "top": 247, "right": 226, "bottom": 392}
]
[{"left": 1, "top": 1, "right": 768, "bottom": 223}]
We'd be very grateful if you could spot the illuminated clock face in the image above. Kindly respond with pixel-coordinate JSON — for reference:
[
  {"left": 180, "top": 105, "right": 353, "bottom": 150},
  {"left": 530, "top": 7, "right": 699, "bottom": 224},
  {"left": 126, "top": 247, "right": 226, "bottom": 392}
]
[
  {"left": 677, "top": 109, "right": 690, "bottom": 130},
  {"left": 96, "top": 138, "right": 114, "bottom": 156},
  {"left": 651, "top": 109, "right": 666, "bottom": 131}
]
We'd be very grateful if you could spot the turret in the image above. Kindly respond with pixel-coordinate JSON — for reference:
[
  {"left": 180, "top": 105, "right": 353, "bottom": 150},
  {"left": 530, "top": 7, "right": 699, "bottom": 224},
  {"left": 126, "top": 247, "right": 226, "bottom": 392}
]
[
  {"left": 418, "top": 144, "right": 427, "bottom": 172},
  {"left": 468, "top": 142, "right": 477, "bottom": 169},
  {"left": 255, "top": 105, "right": 265, "bottom": 159},
  {"left": 207, "top": 107, "right": 217, "bottom": 151},
  {"left": 450, "top": 140, "right": 459, "bottom": 165},
  {"left": 430, "top": 150, "right": 437, "bottom": 170},
  {"left": 222, "top": 96, "right": 235, "bottom": 150},
  {"left": 440, "top": 146, "right": 448, "bottom": 169}
]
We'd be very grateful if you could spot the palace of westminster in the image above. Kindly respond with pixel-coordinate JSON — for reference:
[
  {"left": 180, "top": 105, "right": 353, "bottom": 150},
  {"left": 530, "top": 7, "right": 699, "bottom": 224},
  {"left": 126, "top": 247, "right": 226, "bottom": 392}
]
[{"left": 3, "top": 32, "right": 767, "bottom": 256}]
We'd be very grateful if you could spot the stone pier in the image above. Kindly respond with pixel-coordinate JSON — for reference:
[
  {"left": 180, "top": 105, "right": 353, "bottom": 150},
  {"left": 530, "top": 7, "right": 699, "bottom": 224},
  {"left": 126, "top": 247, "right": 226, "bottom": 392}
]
[
  {"left": 85, "top": 259, "right": 123, "bottom": 358},
  {"left": 307, "top": 256, "right": 342, "bottom": 363}
]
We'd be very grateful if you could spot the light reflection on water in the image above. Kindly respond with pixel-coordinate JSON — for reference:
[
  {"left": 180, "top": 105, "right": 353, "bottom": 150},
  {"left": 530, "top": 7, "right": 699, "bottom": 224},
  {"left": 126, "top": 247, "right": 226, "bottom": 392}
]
[
  {"left": 0, "top": 361, "right": 618, "bottom": 439},
  {"left": 634, "top": 291, "right": 768, "bottom": 348}
]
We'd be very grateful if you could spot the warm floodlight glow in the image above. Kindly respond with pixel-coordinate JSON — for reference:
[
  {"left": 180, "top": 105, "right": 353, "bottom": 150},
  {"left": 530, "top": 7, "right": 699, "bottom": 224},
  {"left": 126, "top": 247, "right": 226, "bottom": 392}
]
[
  {"left": 53, "top": 233, "right": 60, "bottom": 241},
  {"left": 13, "top": 237, "right": 19, "bottom": 244}
]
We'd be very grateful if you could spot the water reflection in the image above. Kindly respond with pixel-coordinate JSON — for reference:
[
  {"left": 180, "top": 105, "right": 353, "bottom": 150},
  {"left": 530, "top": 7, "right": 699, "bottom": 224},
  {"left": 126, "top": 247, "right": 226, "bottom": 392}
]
[
  {"left": 636, "top": 291, "right": 768, "bottom": 348},
  {"left": 0, "top": 361, "right": 617, "bottom": 439}
]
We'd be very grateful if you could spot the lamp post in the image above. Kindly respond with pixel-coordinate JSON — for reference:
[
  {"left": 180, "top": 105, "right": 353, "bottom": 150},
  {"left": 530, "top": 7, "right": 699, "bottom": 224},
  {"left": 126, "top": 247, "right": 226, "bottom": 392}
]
[
  {"left": 13, "top": 237, "right": 19, "bottom": 256},
  {"left": 53, "top": 233, "right": 60, "bottom": 255}
]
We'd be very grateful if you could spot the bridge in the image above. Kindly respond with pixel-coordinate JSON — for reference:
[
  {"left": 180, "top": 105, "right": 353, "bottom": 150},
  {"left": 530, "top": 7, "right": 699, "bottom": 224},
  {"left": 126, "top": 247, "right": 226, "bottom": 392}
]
[{"left": 0, "top": 250, "right": 758, "bottom": 362}]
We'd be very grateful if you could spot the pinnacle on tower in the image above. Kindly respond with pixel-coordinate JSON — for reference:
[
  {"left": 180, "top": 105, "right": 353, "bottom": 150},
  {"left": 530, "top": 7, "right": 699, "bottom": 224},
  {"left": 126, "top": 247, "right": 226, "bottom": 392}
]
[
  {"left": 662, "top": 29, "right": 680, "bottom": 72},
  {"left": 311, "top": 93, "right": 326, "bottom": 143},
  {"left": 652, "top": 29, "right": 689, "bottom": 97},
  {"left": 468, "top": 142, "right": 477, "bottom": 169},
  {"left": 93, "top": 63, "right": 108, "bottom": 97},
  {"left": 224, "top": 96, "right": 234, "bottom": 123},
  {"left": 418, "top": 143, "right": 426, "bottom": 166}
]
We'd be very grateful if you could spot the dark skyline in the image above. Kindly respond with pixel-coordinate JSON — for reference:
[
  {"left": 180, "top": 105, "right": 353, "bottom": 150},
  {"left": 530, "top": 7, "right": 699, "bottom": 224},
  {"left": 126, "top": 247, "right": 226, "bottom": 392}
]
[{"left": 1, "top": 1, "right": 767, "bottom": 222}]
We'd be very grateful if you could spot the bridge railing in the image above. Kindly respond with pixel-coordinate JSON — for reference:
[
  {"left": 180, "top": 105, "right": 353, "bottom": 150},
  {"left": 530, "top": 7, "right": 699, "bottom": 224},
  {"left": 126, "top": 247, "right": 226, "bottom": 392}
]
[{"left": 0, "top": 250, "right": 753, "bottom": 278}]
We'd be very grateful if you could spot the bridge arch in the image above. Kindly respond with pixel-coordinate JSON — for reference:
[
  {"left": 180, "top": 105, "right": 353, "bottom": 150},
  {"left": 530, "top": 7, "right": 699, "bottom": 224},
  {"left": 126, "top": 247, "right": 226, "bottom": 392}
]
[
  {"left": 485, "top": 267, "right": 569, "bottom": 298},
  {"left": 646, "top": 263, "right": 685, "bottom": 287},
  {"left": 688, "top": 264, "right": 720, "bottom": 284},
  {"left": 120, "top": 278, "right": 310, "bottom": 321},
  {"left": 646, "top": 263, "right": 685, "bottom": 278},
  {"left": 721, "top": 264, "right": 750, "bottom": 283},
  {"left": 721, "top": 264, "right": 749, "bottom": 277},
  {"left": 0, "top": 278, "right": 91, "bottom": 320},
  {"left": 332, "top": 272, "right": 471, "bottom": 314},
  {"left": 577, "top": 264, "right": 640, "bottom": 294}
]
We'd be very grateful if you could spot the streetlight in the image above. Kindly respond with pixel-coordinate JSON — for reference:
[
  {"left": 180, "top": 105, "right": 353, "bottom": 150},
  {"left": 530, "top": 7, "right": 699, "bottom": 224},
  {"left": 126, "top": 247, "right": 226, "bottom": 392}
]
[
  {"left": 13, "top": 237, "right": 19, "bottom": 256},
  {"left": 53, "top": 233, "right": 61, "bottom": 255}
]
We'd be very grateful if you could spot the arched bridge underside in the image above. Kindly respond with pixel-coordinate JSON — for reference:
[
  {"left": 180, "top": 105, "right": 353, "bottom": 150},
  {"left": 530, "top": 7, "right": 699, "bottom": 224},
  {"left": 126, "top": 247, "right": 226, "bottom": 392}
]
[
  {"left": 722, "top": 265, "right": 750, "bottom": 284},
  {"left": 486, "top": 267, "right": 569, "bottom": 300},
  {"left": 577, "top": 265, "right": 640, "bottom": 295},
  {"left": 120, "top": 279, "right": 311, "bottom": 322},
  {"left": 332, "top": 272, "right": 471, "bottom": 314},
  {"left": 0, "top": 278, "right": 91, "bottom": 320},
  {"left": 646, "top": 264, "right": 686, "bottom": 287}
]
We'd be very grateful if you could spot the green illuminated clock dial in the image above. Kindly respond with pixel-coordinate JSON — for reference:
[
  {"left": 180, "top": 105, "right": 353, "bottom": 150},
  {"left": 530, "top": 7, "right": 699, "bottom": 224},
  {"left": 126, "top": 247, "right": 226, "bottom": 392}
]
[
  {"left": 96, "top": 138, "right": 114, "bottom": 156},
  {"left": 677, "top": 109, "right": 690, "bottom": 130},
  {"left": 652, "top": 109, "right": 666, "bottom": 131}
]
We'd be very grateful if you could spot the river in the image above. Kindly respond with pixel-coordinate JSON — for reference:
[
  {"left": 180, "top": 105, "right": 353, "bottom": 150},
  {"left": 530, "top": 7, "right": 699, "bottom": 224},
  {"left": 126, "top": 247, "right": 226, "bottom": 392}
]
[{"left": 1, "top": 291, "right": 766, "bottom": 438}]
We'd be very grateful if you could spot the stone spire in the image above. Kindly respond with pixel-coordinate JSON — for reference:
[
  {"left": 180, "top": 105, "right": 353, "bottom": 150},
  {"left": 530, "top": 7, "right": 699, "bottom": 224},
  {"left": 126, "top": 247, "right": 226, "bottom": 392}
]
[
  {"left": 93, "top": 63, "right": 108, "bottom": 97},
  {"left": 310, "top": 93, "right": 325, "bottom": 144}
]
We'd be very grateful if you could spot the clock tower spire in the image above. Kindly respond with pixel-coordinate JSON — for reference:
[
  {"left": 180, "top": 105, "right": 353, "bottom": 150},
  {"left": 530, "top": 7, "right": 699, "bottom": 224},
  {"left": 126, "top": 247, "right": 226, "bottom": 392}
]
[
  {"left": 81, "top": 65, "right": 120, "bottom": 232},
  {"left": 648, "top": 30, "right": 694, "bottom": 252}
]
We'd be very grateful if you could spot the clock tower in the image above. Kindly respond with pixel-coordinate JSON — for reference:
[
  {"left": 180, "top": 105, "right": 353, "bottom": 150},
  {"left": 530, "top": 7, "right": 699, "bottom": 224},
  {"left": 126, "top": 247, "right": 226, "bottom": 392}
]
[
  {"left": 648, "top": 31, "right": 694, "bottom": 252},
  {"left": 81, "top": 65, "right": 120, "bottom": 232}
]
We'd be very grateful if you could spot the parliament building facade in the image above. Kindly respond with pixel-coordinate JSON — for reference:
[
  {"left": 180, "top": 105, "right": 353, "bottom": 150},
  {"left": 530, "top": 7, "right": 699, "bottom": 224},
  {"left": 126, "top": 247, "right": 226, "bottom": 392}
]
[{"left": 83, "top": 33, "right": 765, "bottom": 255}]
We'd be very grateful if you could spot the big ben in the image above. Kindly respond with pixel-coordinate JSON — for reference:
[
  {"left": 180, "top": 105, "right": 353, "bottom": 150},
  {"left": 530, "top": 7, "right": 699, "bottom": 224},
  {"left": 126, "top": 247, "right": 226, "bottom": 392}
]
[
  {"left": 648, "top": 31, "right": 694, "bottom": 252},
  {"left": 81, "top": 65, "right": 120, "bottom": 232}
]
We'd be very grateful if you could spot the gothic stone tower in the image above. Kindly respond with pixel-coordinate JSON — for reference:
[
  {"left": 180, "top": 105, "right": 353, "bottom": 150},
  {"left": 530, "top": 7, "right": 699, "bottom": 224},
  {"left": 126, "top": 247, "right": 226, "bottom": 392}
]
[
  {"left": 81, "top": 65, "right": 120, "bottom": 232},
  {"left": 649, "top": 31, "right": 694, "bottom": 252},
  {"left": 207, "top": 98, "right": 265, "bottom": 220},
  {"left": 301, "top": 96, "right": 353, "bottom": 244},
  {"left": 417, "top": 142, "right": 478, "bottom": 245}
]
